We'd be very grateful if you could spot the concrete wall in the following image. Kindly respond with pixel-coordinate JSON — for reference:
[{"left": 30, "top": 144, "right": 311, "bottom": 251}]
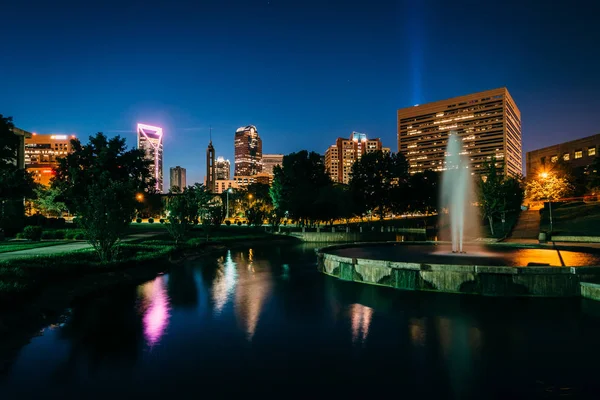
[
  {"left": 317, "top": 245, "right": 600, "bottom": 298},
  {"left": 286, "top": 229, "right": 425, "bottom": 243}
]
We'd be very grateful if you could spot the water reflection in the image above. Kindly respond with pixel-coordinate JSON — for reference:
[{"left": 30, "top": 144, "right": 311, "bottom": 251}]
[
  {"left": 212, "top": 250, "right": 237, "bottom": 314},
  {"left": 137, "top": 276, "right": 171, "bottom": 347},
  {"left": 349, "top": 303, "right": 373, "bottom": 344},
  {"left": 409, "top": 318, "right": 427, "bottom": 347}
]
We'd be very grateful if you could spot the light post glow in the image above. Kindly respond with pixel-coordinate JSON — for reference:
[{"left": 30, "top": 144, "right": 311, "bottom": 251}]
[
  {"left": 226, "top": 188, "right": 233, "bottom": 219},
  {"left": 539, "top": 171, "right": 553, "bottom": 233}
]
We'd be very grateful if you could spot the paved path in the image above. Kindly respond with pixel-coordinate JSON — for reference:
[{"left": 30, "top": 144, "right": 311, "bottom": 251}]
[
  {"left": 508, "top": 210, "right": 541, "bottom": 240},
  {"left": 0, "top": 232, "right": 160, "bottom": 261}
]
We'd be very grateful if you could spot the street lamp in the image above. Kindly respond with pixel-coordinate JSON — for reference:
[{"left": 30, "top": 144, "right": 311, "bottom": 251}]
[
  {"left": 226, "top": 188, "right": 233, "bottom": 219},
  {"left": 136, "top": 193, "right": 144, "bottom": 201},
  {"left": 539, "top": 172, "right": 553, "bottom": 233}
]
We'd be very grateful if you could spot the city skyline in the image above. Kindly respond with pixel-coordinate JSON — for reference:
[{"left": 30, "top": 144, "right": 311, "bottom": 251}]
[{"left": 2, "top": 1, "right": 599, "bottom": 187}]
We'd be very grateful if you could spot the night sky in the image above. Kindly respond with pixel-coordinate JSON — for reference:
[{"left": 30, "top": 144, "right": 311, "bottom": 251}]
[{"left": 2, "top": 0, "right": 599, "bottom": 187}]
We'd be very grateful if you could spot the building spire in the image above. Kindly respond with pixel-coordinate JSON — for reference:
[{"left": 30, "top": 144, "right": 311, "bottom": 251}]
[{"left": 209, "top": 125, "right": 212, "bottom": 144}]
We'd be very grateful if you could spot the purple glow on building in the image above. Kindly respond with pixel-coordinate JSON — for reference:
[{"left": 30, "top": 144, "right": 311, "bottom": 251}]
[
  {"left": 137, "top": 123, "right": 164, "bottom": 192},
  {"left": 139, "top": 276, "right": 171, "bottom": 347}
]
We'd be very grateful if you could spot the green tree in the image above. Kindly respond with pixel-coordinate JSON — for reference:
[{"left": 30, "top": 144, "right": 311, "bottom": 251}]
[
  {"left": 53, "top": 133, "right": 153, "bottom": 261},
  {"left": 33, "top": 186, "right": 67, "bottom": 217},
  {"left": 270, "top": 151, "right": 332, "bottom": 226},
  {"left": 405, "top": 170, "right": 439, "bottom": 214},
  {"left": 0, "top": 115, "right": 36, "bottom": 236},
  {"left": 349, "top": 151, "right": 408, "bottom": 221},
  {"left": 526, "top": 172, "right": 571, "bottom": 202},
  {"left": 165, "top": 183, "right": 212, "bottom": 244}
]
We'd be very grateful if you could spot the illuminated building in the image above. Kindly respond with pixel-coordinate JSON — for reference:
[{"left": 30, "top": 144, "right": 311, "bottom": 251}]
[
  {"left": 397, "top": 87, "right": 521, "bottom": 176},
  {"left": 214, "top": 179, "right": 239, "bottom": 194},
  {"left": 324, "top": 132, "right": 388, "bottom": 184},
  {"left": 137, "top": 123, "right": 163, "bottom": 192},
  {"left": 10, "top": 127, "right": 32, "bottom": 169},
  {"left": 169, "top": 166, "right": 187, "bottom": 192},
  {"left": 234, "top": 125, "right": 262, "bottom": 176},
  {"left": 233, "top": 173, "right": 271, "bottom": 188},
  {"left": 24, "top": 133, "right": 75, "bottom": 186},
  {"left": 206, "top": 139, "right": 216, "bottom": 192},
  {"left": 216, "top": 156, "right": 231, "bottom": 180},
  {"left": 526, "top": 133, "right": 600, "bottom": 179},
  {"left": 261, "top": 154, "right": 283, "bottom": 176}
]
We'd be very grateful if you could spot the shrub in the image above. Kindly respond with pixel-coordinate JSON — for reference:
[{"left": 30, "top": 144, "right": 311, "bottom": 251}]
[
  {"left": 160, "top": 218, "right": 165, "bottom": 224},
  {"left": 25, "top": 214, "right": 47, "bottom": 227},
  {"left": 148, "top": 218, "right": 154, "bottom": 224},
  {"left": 225, "top": 220, "right": 231, "bottom": 226},
  {"left": 22, "top": 226, "right": 43, "bottom": 241},
  {"left": 237, "top": 221, "right": 242, "bottom": 226},
  {"left": 186, "top": 238, "right": 205, "bottom": 247},
  {"left": 41, "top": 230, "right": 66, "bottom": 239},
  {"left": 136, "top": 218, "right": 142, "bottom": 223}
]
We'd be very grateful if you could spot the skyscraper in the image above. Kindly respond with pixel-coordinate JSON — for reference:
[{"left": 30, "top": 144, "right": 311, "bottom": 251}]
[
  {"left": 137, "top": 123, "right": 164, "bottom": 192},
  {"left": 215, "top": 156, "right": 231, "bottom": 180},
  {"left": 261, "top": 154, "right": 284, "bottom": 176},
  {"left": 170, "top": 166, "right": 187, "bottom": 192},
  {"left": 324, "top": 132, "right": 388, "bottom": 184},
  {"left": 206, "top": 139, "right": 216, "bottom": 193},
  {"left": 397, "top": 87, "right": 521, "bottom": 176},
  {"left": 234, "top": 125, "right": 262, "bottom": 176},
  {"left": 24, "top": 133, "right": 76, "bottom": 186}
]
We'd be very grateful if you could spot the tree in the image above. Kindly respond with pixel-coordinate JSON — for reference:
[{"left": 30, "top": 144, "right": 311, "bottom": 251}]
[
  {"left": 0, "top": 115, "right": 36, "bottom": 236},
  {"left": 526, "top": 172, "right": 572, "bottom": 202},
  {"left": 33, "top": 186, "right": 67, "bottom": 217},
  {"left": 404, "top": 170, "right": 439, "bottom": 214},
  {"left": 165, "top": 183, "right": 212, "bottom": 245},
  {"left": 349, "top": 151, "right": 408, "bottom": 221},
  {"left": 53, "top": 133, "right": 153, "bottom": 262},
  {"left": 270, "top": 151, "right": 332, "bottom": 226}
]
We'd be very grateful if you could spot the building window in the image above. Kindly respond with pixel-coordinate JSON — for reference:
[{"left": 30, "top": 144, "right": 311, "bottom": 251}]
[
  {"left": 575, "top": 150, "right": 583, "bottom": 159},
  {"left": 563, "top": 153, "right": 570, "bottom": 161},
  {"left": 551, "top": 155, "right": 558, "bottom": 163},
  {"left": 589, "top": 147, "right": 596, "bottom": 157}
]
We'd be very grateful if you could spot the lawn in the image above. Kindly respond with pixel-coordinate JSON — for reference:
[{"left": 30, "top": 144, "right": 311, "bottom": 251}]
[
  {"left": 541, "top": 201, "right": 600, "bottom": 236},
  {"left": 0, "top": 241, "right": 64, "bottom": 254}
]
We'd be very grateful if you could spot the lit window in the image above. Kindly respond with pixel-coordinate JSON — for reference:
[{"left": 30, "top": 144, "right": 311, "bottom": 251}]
[
  {"left": 575, "top": 150, "right": 583, "bottom": 159},
  {"left": 589, "top": 147, "right": 596, "bottom": 157},
  {"left": 551, "top": 155, "right": 558, "bottom": 163},
  {"left": 563, "top": 153, "right": 570, "bottom": 161}
]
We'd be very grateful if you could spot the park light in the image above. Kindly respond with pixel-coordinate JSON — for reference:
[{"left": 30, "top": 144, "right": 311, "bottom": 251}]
[
  {"left": 539, "top": 172, "right": 549, "bottom": 179},
  {"left": 248, "top": 194, "right": 253, "bottom": 199},
  {"left": 136, "top": 193, "right": 144, "bottom": 201}
]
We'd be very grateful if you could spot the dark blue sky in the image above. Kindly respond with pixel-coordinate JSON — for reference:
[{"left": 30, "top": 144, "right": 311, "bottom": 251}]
[{"left": 2, "top": 0, "right": 599, "bottom": 186}]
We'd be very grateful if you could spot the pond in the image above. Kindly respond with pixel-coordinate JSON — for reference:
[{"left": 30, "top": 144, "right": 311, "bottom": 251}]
[{"left": 2, "top": 243, "right": 600, "bottom": 399}]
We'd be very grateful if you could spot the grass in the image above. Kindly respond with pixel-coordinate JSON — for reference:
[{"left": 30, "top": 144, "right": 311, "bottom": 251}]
[
  {"left": 541, "top": 201, "right": 600, "bottom": 236},
  {"left": 0, "top": 241, "right": 65, "bottom": 254}
]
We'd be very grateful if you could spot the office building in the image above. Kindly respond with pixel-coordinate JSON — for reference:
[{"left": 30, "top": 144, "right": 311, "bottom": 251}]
[
  {"left": 397, "top": 87, "right": 522, "bottom": 176},
  {"left": 234, "top": 125, "right": 262, "bottom": 176},
  {"left": 216, "top": 156, "right": 231, "bottom": 180},
  {"left": 214, "top": 179, "right": 239, "bottom": 194},
  {"left": 526, "top": 133, "right": 600, "bottom": 179},
  {"left": 11, "top": 127, "right": 32, "bottom": 169},
  {"left": 262, "top": 154, "right": 284, "bottom": 176},
  {"left": 137, "top": 123, "right": 164, "bottom": 192},
  {"left": 24, "top": 133, "right": 75, "bottom": 186},
  {"left": 324, "top": 132, "right": 387, "bottom": 184},
  {"left": 169, "top": 166, "right": 187, "bottom": 192},
  {"left": 206, "top": 139, "right": 216, "bottom": 192}
]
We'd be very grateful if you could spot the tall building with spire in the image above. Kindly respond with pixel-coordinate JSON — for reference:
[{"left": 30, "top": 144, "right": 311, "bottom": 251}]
[
  {"left": 206, "top": 128, "right": 216, "bottom": 193},
  {"left": 234, "top": 125, "right": 262, "bottom": 176},
  {"left": 137, "top": 123, "right": 164, "bottom": 192}
]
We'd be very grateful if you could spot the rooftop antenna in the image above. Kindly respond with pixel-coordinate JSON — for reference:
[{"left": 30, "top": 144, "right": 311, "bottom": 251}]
[{"left": 209, "top": 125, "right": 212, "bottom": 144}]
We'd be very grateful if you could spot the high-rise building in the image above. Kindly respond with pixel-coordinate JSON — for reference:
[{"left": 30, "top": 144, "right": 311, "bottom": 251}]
[
  {"left": 137, "top": 123, "right": 164, "bottom": 192},
  {"left": 526, "top": 133, "right": 600, "bottom": 179},
  {"left": 206, "top": 139, "right": 216, "bottom": 192},
  {"left": 216, "top": 156, "right": 231, "bottom": 180},
  {"left": 24, "top": 133, "right": 76, "bottom": 186},
  {"left": 324, "top": 132, "right": 386, "bottom": 184},
  {"left": 397, "top": 87, "right": 522, "bottom": 176},
  {"left": 262, "top": 154, "right": 284, "bottom": 176},
  {"left": 234, "top": 125, "right": 262, "bottom": 176},
  {"left": 214, "top": 179, "right": 239, "bottom": 194},
  {"left": 169, "top": 166, "right": 187, "bottom": 192}
]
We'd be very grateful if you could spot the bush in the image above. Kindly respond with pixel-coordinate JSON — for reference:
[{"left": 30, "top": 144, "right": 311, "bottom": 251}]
[
  {"left": 225, "top": 220, "right": 231, "bottom": 226},
  {"left": 237, "top": 221, "right": 242, "bottom": 226},
  {"left": 160, "top": 219, "right": 165, "bottom": 224},
  {"left": 148, "top": 218, "right": 154, "bottom": 224},
  {"left": 136, "top": 218, "right": 142, "bottom": 223},
  {"left": 41, "top": 230, "right": 66, "bottom": 239},
  {"left": 22, "top": 226, "right": 43, "bottom": 241}
]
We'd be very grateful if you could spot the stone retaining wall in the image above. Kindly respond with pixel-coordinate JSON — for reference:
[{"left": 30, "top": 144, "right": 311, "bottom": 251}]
[{"left": 317, "top": 244, "right": 600, "bottom": 297}]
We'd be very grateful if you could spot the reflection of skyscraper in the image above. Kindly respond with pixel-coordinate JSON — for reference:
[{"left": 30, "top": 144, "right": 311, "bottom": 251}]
[
  {"left": 350, "top": 303, "right": 373, "bottom": 344},
  {"left": 212, "top": 250, "right": 238, "bottom": 314},
  {"left": 234, "top": 125, "right": 262, "bottom": 176},
  {"left": 169, "top": 166, "right": 186, "bottom": 192},
  {"left": 215, "top": 156, "right": 230, "bottom": 180},
  {"left": 137, "top": 123, "right": 164, "bottom": 192},
  {"left": 138, "top": 276, "right": 171, "bottom": 347}
]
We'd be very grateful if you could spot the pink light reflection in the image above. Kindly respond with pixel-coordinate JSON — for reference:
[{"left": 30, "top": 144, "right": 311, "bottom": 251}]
[{"left": 140, "top": 276, "right": 171, "bottom": 347}]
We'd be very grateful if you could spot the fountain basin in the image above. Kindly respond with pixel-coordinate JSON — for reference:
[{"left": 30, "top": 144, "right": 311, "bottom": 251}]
[{"left": 316, "top": 242, "right": 600, "bottom": 297}]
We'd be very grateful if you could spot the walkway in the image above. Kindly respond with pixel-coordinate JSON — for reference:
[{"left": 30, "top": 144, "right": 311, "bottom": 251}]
[
  {"left": 0, "top": 232, "right": 160, "bottom": 261},
  {"left": 506, "top": 210, "right": 541, "bottom": 240}
]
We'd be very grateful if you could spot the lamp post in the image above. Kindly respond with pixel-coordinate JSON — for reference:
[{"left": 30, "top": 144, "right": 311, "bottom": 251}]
[
  {"left": 539, "top": 172, "right": 553, "bottom": 233},
  {"left": 226, "top": 188, "right": 233, "bottom": 219}
]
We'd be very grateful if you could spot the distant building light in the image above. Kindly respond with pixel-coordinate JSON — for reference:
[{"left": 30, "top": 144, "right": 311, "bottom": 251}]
[{"left": 50, "top": 135, "right": 68, "bottom": 140}]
